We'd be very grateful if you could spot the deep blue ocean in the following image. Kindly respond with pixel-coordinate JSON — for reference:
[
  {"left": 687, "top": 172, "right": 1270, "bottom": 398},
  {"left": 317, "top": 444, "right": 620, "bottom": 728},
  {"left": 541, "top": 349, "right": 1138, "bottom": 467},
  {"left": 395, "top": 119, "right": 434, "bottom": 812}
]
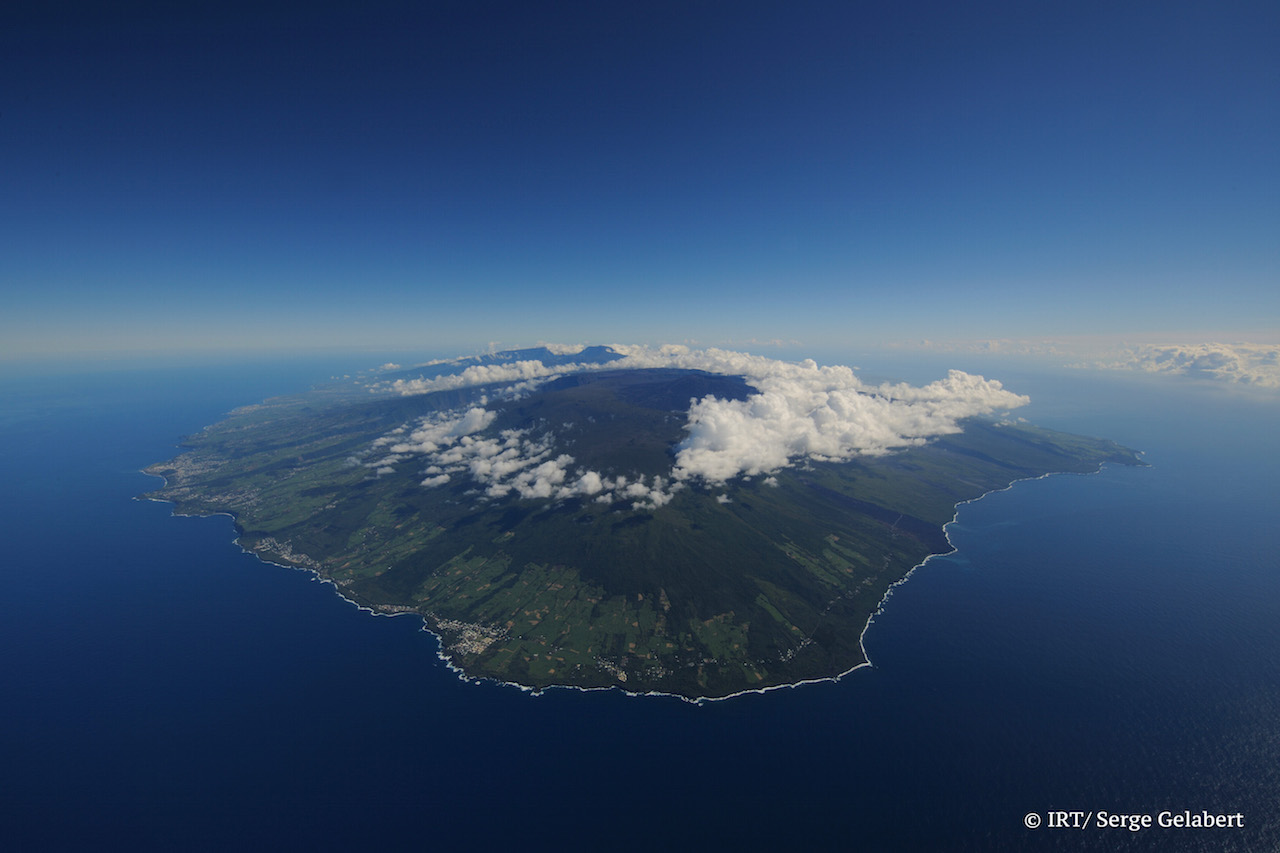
[{"left": 2, "top": 353, "right": 1277, "bottom": 851}]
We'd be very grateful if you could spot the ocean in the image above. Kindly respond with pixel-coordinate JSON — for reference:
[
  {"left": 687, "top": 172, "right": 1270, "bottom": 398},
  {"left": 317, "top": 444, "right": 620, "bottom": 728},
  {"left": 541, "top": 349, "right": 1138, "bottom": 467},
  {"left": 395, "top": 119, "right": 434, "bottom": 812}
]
[{"left": 2, "top": 354, "right": 1276, "bottom": 851}]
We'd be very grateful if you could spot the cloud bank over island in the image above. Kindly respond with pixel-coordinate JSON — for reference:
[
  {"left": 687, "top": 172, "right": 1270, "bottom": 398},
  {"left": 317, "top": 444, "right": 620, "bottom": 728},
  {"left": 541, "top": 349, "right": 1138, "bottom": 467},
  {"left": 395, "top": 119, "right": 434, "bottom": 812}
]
[
  {"left": 361, "top": 345, "right": 1030, "bottom": 509},
  {"left": 384, "top": 360, "right": 566, "bottom": 397}
]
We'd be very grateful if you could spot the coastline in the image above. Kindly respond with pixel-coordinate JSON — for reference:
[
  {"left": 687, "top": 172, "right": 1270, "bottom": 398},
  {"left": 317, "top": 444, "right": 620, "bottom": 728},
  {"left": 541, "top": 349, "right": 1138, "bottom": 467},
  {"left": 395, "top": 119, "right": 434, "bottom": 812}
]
[{"left": 139, "top": 454, "right": 1142, "bottom": 705}]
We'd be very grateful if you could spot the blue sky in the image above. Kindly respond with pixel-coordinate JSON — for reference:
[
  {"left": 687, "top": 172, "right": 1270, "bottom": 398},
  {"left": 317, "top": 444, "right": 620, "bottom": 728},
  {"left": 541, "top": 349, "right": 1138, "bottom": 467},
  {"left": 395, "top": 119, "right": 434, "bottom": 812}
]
[{"left": 3, "top": 0, "right": 1277, "bottom": 360}]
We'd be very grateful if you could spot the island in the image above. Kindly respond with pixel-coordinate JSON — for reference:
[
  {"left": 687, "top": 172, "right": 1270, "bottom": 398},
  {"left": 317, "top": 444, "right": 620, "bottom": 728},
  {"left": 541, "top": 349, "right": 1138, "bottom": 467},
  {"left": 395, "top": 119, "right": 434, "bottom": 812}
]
[{"left": 143, "top": 345, "right": 1144, "bottom": 700}]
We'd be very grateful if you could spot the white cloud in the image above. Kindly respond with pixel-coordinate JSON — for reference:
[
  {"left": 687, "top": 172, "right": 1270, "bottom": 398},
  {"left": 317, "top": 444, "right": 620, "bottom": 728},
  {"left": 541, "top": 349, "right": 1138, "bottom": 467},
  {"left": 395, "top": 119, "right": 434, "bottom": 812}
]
[
  {"left": 1093, "top": 342, "right": 1280, "bottom": 388},
  {"left": 383, "top": 360, "right": 571, "bottom": 397},
  {"left": 384, "top": 406, "right": 497, "bottom": 455},
  {"left": 574, "top": 470, "right": 604, "bottom": 495},
  {"left": 536, "top": 342, "right": 587, "bottom": 355},
  {"left": 886, "top": 337, "right": 1280, "bottom": 390},
  {"left": 365, "top": 345, "right": 1032, "bottom": 506},
  {"left": 604, "top": 349, "right": 1030, "bottom": 483}
]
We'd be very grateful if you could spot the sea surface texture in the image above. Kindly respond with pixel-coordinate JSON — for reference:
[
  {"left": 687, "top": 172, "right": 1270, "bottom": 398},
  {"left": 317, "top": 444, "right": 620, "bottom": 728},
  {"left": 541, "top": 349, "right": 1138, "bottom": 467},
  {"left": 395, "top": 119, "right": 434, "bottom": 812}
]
[{"left": 2, "top": 356, "right": 1276, "bottom": 851}]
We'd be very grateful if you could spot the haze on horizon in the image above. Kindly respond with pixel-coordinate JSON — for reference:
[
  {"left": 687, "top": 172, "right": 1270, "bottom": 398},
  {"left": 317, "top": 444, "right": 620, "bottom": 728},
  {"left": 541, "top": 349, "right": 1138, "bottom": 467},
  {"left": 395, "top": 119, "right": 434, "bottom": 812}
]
[{"left": 2, "top": 1, "right": 1276, "bottom": 361}]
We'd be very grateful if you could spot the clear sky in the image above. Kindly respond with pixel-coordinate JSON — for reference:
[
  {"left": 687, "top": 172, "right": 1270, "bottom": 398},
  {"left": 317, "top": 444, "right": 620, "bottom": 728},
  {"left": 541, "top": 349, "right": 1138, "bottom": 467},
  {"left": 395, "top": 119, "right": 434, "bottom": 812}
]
[{"left": 4, "top": 0, "right": 1277, "bottom": 360}]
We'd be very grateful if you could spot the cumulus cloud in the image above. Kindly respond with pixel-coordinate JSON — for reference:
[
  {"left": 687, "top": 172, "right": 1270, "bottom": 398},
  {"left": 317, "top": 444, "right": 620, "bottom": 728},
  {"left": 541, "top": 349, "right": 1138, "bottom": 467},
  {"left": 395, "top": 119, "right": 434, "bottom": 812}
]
[
  {"left": 363, "top": 345, "right": 1031, "bottom": 508},
  {"left": 536, "top": 342, "right": 587, "bottom": 355},
  {"left": 578, "top": 345, "right": 1028, "bottom": 483},
  {"left": 670, "top": 367, "right": 1027, "bottom": 483},
  {"left": 1093, "top": 342, "right": 1280, "bottom": 388},
  {"left": 384, "top": 360, "right": 570, "bottom": 397},
  {"left": 374, "top": 406, "right": 497, "bottom": 455},
  {"left": 367, "top": 414, "right": 683, "bottom": 509}
]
